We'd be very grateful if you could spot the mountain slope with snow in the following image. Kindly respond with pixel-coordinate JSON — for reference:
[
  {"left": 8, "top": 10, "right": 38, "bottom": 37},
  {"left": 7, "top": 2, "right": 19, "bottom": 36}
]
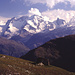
[
  {"left": 25, "top": 25, "right": 75, "bottom": 49},
  {"left": 0, "top": 14, "right": 67, "bottom": 39},
  {"left": 0, "top": 13, "right": 75, "bottom": 50}
]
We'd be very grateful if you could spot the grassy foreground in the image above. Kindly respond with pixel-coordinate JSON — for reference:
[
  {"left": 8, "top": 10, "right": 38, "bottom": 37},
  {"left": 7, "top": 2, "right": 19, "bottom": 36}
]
[{"left": 0, "top": 54, "right": 75, "bottom": 75}]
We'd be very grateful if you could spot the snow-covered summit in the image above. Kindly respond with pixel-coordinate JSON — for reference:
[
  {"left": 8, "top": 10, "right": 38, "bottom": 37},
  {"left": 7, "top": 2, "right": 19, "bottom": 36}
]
[
  {"left": 0, "top": 14, "right": 56, "bottom": 38},
  {"left": 0, "top": 8, "right": 70, "bottom": 39},
  {"left": 67, "top": 16, "right": 75, "bottom": 27},
  {"left": 0, "top": 14, "right": 66, "bottom": 38},
  {"left": 1, "top": 12, "right": 75, "bottom": 39},
  {"left": 53, "top": 18, "right": 66, "bottom": 28}
]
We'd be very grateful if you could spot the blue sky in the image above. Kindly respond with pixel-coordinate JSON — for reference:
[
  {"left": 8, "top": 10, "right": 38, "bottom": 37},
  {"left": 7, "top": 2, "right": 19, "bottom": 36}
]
[
  {"left": 0, "top": 0, "right": 75, "bottom": 22},
  {"left": 0, "top": 0, "right": 47, "bottom": 17}
]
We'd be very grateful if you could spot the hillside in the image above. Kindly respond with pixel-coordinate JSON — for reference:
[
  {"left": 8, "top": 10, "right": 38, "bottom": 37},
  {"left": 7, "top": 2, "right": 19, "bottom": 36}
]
[
  {"left": 0, "top": 36, "right": 30, "bottom": 57},
  {"left": 21, "top": 35, "right": 75, "bottom": 72},
  {"left": 0, "top": 54, "right": 75, "bottom": 75}
]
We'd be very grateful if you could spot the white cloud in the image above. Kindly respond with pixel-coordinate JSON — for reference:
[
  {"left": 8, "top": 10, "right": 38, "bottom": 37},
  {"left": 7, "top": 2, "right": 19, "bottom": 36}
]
[
  {"left": 27, "top": 8, "right": 75, "bottom": 22},
  {"left": 28, "top": 8, "right": 41, "bottom": 16},
  {"left": 26, "top": 8, "right": 75, "bottom": 22},
  {"left": 24, "top": 0, "right": 45, "bottom": 4},
  {"left": 45, "top": 0, "right": 66, "bottom": 8},
  {"left": 0, "top": 16, "right": 10, "bottom": 21},
  {"left": 24, "top": 0, "right": 75, "bottom": 8},
  {"left": 0, "top": 16, "right": 10, "bottom": 25},
  {"left": 10, "top": 0, "right": 16, "bottom": 2},
  {"left": 68, "top": 0, "right": 75, "bottom": 7},
  {"left": 10, "top": 0, "right": 75, "bottom": 8},
  {"left": 42, "top": 9, "right": 75, "bottom": 22},
  {"left": 0, "top": 20, "right": 5, "bottom": 25}
]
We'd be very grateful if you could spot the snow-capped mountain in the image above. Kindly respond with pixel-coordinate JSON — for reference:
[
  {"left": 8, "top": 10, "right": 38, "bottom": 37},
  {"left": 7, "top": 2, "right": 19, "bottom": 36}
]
[
  {"left": 67, "top": 16, "right": 75, "bottom": 27},
  {"left": 0, "top": 14, "right": 75, "bottom": 50},
  {"left": 53, "top": 18, "right": 66, "bottom": 28},
  {"left": 0, "top": 14, "right": 67, "bottom": 39},
  {"left": 0, "top": 20, "right": 6, "bottom": 25},
  {"left": 25, "top": 25, "right": 75, "bottom": 49},
  {"left": 0, "top": 20, "right": 6, "bottom": 35}
]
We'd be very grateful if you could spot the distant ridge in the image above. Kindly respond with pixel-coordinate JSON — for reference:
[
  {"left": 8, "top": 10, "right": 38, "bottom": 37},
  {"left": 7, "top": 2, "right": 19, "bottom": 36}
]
[{"left": 0, "top": 36, "right": 30, "bottom": 57}]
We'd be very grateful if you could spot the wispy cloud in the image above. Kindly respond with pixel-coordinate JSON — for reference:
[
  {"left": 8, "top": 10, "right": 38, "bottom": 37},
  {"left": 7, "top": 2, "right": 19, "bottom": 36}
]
[
  {"left": 10, "top": 0, "right": 75, "bottom": 10},
  {"left": 26, "top": 8, "right": 75, "bottom": 22},
  {"left": 23, "top": 8, "right": 75, "bottom": 22},
  {"left": 0, "top": 16, "right": 10, "bottom": 23},
  {"left": 28, "top": 8, "right": 41, "bottom": 16},
  {"left": 17, "top": 8, "right": 75, "bottom": 23},
  {"left": 42, "top": 9, "right": 75, "bottom": 22},
  {"left": 23, "top": 0, "right": 75, "bottom": 8},
  {"left": 10, "top": 0, "right": 16, "bottom": 2}
]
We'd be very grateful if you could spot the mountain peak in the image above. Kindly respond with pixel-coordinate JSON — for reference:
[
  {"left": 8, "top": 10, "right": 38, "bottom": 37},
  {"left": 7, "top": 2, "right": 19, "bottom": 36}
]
[
  {"left": 53, "top": 18, "right": 66, "bottom": 28},
  {"left": 0, "top": 14, "right": 75, "bottom": 39}
]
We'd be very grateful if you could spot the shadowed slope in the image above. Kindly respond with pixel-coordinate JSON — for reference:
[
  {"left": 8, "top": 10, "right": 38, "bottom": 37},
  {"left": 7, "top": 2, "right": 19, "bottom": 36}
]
[{"left": 21, "top": 35, "right": 75, "bottom": 72}]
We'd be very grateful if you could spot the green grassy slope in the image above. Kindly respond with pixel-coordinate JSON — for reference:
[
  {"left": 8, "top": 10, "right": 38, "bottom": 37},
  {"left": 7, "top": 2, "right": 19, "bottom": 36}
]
[{"left": 0, "top": 54, "right": 75, "bottom": 75}]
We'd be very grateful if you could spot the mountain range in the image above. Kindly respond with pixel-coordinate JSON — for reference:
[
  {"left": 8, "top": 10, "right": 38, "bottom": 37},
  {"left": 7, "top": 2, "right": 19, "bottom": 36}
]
[
  {"left": 0, "top": 14, "right": 75, "bottom": 73},
  {"left": 0, "top": 15, "right": 75, "bottom": 50},
  {"left": 0, "top": 15, "right": 66, "bottom": 38}
]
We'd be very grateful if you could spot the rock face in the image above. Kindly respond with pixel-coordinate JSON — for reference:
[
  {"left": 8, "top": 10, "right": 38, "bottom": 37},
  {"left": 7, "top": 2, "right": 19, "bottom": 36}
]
[
  {"left": 36, "top": 57, "right": 50, "bottom": 66},
  {"left": 21, "top": 35, "right": 75, "bottom": 72},
  {"left": 37, "top": 62, "right": 44, "bottom": 66}
]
